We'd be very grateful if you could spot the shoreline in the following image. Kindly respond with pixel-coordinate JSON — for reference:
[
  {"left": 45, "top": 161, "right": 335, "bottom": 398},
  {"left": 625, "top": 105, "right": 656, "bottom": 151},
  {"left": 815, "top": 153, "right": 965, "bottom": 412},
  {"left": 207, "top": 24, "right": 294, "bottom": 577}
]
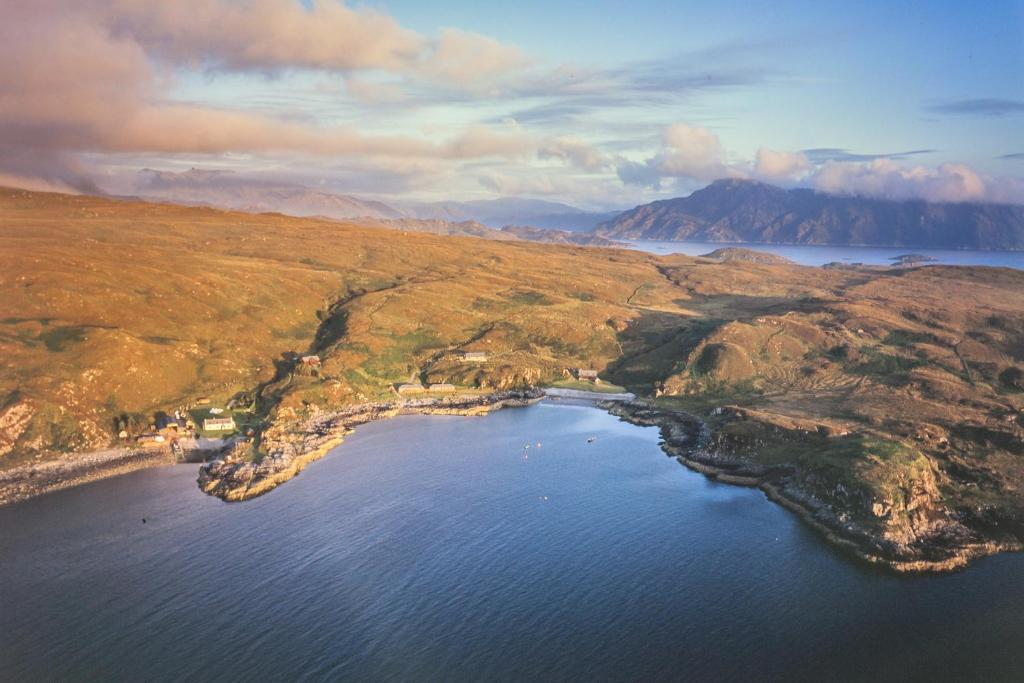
[
  {"left": 603, "top": 400, "right": 1021, "bottom": 573},
  {"left": 3, "top": 391, "right": 1019, "bottom": 573},
  {"left": 197, "top": 389, "right": 545, "bottom": 502},
  {"left": 0, "top": 447, "right": 177, "bottom": 507},
  {"left": 0, "top": 438, "right": 238, "bottom": 508},
  {"left": 542, "top": 387, "right": 636, "bottom": 402},
  {"left": 0, "top": 392, "right": 543, "bottom": 508}
]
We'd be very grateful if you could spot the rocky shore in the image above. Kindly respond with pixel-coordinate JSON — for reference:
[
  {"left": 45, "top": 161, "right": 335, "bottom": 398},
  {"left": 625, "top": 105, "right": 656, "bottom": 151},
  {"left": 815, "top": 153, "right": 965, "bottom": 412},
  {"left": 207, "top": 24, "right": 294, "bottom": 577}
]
[
  {"left": 0, "top": 447, "right": 175, "bottom": 507},
  {"left": 197, "top": 389, "right": 544, "bottom": 502},
  {"left": 5, "top": 387, "right": 1016, "bottom": 574},
  {"left": 0, "top": 438, "right": 239, "bottom": 507},
  {"left": 604, "top": 400, "right": 1021, "bottom": 573}
]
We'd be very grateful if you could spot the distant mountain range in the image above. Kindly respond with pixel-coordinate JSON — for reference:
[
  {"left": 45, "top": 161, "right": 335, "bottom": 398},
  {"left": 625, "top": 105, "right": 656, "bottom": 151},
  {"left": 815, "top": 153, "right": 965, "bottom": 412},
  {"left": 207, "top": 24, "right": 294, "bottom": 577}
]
[
  {"left": 399, "top": 197, "right": 618, "bottom": 231},
  {"left": 129, "top": 171, "right": 1024, "bottom": 250},
  {"left": 135, "top": 168, "right": 403, "bottom": 220},
  {"left": 132, "top": 169, "right": 615, "bottom": 231},
  {"left": 348, "top": 217, "right": 618, "bottom": 247},
  {"left": 596, "top": 179, "right": 1024, "bottom": 250}
]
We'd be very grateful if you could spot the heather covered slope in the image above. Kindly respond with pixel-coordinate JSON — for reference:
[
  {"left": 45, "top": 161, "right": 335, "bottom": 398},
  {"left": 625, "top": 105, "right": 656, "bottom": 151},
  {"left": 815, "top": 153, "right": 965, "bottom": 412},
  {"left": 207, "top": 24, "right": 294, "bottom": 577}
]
[
  {"left": 0, "top": 187, "right": 680, "bottom": 466},
  {"left": 2, "top": 186, "right": 1024, "bottom": 570},
  {"left": 597, "top": 179, "right": 1024, "bottom": 249}
]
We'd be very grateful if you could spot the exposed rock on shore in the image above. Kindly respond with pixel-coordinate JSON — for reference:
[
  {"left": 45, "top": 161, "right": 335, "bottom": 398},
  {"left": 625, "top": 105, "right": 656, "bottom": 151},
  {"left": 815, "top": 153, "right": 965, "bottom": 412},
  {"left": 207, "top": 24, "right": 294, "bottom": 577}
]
[
  {"left": 699, "top": 247, "right": 794, "bottom": 265},
  {"left": 0, "top": 438, "right": 239, "bottom": 507},
  {"left": 605, "top": 400, "right": 1022, "bottom": 573},
  {"left": 0, "top": 448, "right": 175, "bottom": 507},
  {"left": 197, "top": 390, "right": 543, "bottom": 502}
]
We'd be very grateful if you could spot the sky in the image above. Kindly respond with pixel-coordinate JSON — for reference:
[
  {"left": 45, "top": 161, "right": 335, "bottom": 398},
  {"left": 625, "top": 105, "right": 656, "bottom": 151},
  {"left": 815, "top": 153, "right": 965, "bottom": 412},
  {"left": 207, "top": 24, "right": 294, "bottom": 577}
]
[{"left": 2, "top": 0, "right": 1023, "bottom": 209}]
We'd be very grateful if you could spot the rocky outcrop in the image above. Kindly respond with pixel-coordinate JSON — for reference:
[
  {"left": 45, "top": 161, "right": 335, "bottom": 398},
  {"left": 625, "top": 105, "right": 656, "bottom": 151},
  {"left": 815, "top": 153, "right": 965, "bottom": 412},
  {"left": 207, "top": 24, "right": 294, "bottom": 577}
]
[
  {"left": 605, "top": 400, "right": 1022, "bottom": 572},
  {"left": 197, "top": 390, "right": 543, "bottom": 502},
  {"left": 699, "top": 247, "right": 794, "bottom": 265}
]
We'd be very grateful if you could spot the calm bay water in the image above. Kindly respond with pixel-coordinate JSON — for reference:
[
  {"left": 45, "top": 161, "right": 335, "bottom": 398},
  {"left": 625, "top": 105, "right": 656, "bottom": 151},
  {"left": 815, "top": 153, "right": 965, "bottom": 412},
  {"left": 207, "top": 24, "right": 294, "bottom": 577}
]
[
  {"left": 627, "top": 239, "right": 1024, "bottom": 269},
  {"left": 3, "top": 402, "right": 1024, "bottom": 682}
]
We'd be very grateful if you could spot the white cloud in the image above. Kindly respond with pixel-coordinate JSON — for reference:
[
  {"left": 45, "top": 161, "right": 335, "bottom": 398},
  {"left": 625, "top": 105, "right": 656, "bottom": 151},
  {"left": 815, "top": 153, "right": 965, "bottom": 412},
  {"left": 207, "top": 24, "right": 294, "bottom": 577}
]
[
  {"left": 810, "top": 159, "right": 990, "bottom": 203},
  {"left": 97, "top": 1, "right": 529, "bottom": 87},
  {"left": 416, "top": 28, "right": 530, "bottom": 89},
  {"left": 0, "top": 2, "right": 540, "bottom": 189},
  {"left": 616, "top": 123, "right": 1023, "bottom": 205},
  {"left": 617, "top": 123, "right": 743, "bottom": 188},
  {"left": 754, "top": 148, "right": 810, "bottom": 180},
  {"left": 538, "top": 138, "right": 611, "bottom": 171}
]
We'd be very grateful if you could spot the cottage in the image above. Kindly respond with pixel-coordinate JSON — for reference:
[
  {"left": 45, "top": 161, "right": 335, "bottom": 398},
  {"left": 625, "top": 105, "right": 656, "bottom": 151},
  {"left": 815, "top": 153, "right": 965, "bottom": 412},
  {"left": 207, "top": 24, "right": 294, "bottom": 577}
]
[
  {"left": 462, "top": 351, "right": 488, "bottom": 362},
  {"left": 428, "top": 383, "right": 456, "bottom": 393},
  {"left": 575, "top": 368, "right": 601, "bottom": 383},
  {"left": 203, "top": 417, "right": 237, "bottom": 432},
  {"left": 397, "top": 383, "right": 426, "bottom": 395}
]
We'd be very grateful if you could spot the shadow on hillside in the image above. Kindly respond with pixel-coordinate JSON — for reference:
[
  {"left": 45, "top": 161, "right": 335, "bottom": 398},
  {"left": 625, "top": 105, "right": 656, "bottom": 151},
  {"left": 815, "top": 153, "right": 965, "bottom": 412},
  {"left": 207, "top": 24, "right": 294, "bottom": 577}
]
[{"left": 607, "top": 293, "right": 832, "bottom": 392}]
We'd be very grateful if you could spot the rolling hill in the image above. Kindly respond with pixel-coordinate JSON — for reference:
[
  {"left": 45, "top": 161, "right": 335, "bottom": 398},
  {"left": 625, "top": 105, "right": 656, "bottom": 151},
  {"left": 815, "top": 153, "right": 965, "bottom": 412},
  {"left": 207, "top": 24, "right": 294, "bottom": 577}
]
[{"left": 2, "top": 186, "right": 1024, "bottom": 570}]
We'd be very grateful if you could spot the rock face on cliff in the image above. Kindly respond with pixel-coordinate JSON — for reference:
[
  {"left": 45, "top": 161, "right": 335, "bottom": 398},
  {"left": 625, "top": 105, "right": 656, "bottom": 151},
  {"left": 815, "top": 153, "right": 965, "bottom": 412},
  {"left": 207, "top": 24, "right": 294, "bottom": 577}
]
[
  {"left": 608, "top": 400, "right": 1018, "bottom": 572},
  {"left": 596, "top": 179, "right": 1024, "bottom": 249}
]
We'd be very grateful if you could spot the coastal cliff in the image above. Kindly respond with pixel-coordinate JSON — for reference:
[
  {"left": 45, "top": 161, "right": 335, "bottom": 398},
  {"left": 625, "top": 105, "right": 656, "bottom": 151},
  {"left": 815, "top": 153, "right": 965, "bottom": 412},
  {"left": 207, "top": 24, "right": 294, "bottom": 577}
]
[{"left": 606, "top": 401, "right": 1021, "bottom": 572}]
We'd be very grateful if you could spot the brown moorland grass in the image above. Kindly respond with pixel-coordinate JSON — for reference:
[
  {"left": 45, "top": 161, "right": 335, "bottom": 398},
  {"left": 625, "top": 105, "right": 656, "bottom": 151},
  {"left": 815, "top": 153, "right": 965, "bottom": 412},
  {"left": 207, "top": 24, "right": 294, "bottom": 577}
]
[{"left": 2, "top": 186, "right": 1024, "bottom": 567}]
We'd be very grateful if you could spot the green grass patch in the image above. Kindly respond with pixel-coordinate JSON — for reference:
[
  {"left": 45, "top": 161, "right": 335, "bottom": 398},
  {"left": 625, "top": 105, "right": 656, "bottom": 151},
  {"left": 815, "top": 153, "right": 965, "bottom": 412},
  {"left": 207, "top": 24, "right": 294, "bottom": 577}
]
[
  {"left": 548, "top": 379, "right": 628, "bottom": 393},
  {"left": 359, "top": 328, "right": 444, "bottom": 379}
]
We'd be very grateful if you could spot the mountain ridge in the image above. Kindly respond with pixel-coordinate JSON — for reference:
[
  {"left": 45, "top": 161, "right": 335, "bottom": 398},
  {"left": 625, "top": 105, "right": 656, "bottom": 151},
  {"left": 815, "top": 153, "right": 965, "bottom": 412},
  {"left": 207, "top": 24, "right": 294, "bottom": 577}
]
[{"left": 596, "top": 179, "right": 1024, "bottom": 250}]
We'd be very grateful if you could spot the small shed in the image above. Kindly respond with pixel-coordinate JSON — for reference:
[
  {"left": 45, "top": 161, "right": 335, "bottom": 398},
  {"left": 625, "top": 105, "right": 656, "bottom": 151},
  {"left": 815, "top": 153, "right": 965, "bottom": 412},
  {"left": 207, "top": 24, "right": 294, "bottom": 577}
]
[
  {"left": 575, "top": 369, "right": 600, "bottom": 383},
  {"left": 397, "top": 383, "right": 426, "bottom": 395},
  {"left": 462, "top": 351, "right": 488, "bottom": 362},
  {"left": 300, "top": 355, "right": 321, "bottom": 367}
]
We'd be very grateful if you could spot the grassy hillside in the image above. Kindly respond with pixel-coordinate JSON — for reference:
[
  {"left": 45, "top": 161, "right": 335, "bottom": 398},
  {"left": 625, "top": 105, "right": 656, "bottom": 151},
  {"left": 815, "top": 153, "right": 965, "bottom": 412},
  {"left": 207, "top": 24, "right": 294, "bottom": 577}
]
[
  {"left": 2, "top": 186, "right": 1024, "bottom": 559},
  {"left": 0, "top": 187, "right": 681, "bottom": 465}
]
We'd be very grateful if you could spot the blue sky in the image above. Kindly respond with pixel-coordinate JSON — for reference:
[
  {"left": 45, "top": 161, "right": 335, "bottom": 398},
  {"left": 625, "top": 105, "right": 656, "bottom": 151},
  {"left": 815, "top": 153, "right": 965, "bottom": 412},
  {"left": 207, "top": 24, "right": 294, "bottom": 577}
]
[
  {"left": 380, "top": 0, "right": 1024, "bottom": 167},
  {"left": 4, "top": 1, "right": 1023, "bottom": 208}
]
